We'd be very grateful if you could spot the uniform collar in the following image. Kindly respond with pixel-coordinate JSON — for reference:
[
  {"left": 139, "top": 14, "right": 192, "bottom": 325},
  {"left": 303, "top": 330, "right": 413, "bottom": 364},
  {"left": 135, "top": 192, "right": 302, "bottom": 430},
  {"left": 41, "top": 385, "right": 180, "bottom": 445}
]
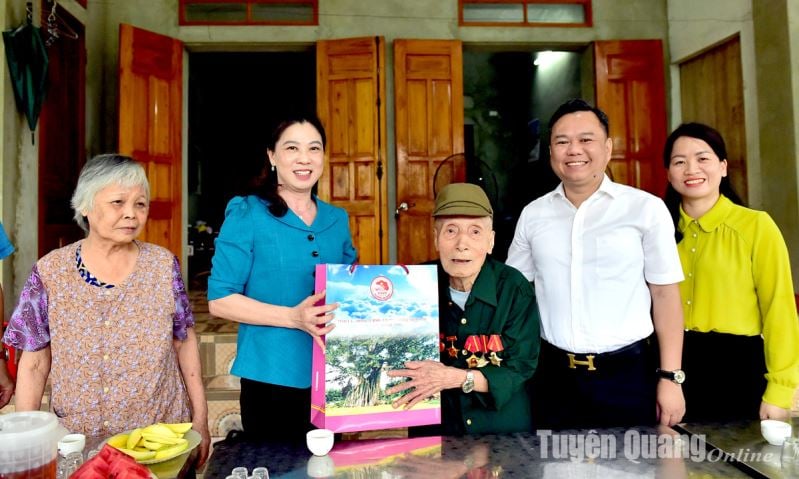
[{"left": 678, "top": 194, "right": 734, "bottom": 233}]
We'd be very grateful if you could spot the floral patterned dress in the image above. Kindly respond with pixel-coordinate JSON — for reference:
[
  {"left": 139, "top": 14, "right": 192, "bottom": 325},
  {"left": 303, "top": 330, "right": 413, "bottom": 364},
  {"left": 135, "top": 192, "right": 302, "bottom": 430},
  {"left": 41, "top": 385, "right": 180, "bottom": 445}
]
[{"left": 3, "top": 240, "right": 193, "bottom": 436}]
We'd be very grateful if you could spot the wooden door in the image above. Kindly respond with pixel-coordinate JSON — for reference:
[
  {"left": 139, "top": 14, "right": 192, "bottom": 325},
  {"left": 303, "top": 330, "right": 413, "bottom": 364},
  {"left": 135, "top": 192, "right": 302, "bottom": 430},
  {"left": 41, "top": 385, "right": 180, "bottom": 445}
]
[
  {"left": 38, "top": 9, "right": 85, "bottom": 258},
  {"left": 679, "top": 36, "right": 747, "bottom": 202},
  {"left": 118, "top": 24, "right": 183, "bottom": 257},
  {"left": 317, "top": 37, "right": 387, "bottom": 264},
  {"left": 595, "top": 40, "right": 667, "bottom": 196},
  {"left": 394, "top": 40, "right": 464, "bottom": 265}
]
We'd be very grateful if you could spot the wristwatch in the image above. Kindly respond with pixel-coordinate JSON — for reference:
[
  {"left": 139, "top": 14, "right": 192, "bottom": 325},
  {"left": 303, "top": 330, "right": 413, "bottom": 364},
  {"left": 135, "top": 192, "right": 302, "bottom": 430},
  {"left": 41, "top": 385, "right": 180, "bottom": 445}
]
[
  {"left": 462, "top": 371, "right": 475, "bottom": 393},
  {"left": 656, "top": 368, "right": 686, "bottom": 384}
]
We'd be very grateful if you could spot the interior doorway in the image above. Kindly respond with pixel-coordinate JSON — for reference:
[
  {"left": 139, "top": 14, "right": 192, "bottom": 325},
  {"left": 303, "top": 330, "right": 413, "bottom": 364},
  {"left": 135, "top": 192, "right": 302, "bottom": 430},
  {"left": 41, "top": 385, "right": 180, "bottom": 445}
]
[
  {"left": 462, "top": 47, "right": 583, "bottom": 260},
  {"left": 187, "top": 50, "right": 316, "bottom": 289},
  {"left": 186, "top": 45, "right": 586, "bottom": 275}
]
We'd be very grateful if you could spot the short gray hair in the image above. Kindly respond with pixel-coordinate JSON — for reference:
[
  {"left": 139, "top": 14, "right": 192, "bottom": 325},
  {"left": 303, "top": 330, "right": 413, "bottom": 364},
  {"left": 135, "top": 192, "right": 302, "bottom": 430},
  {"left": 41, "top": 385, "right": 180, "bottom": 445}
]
[{"left": 71, "top": 154, "right": 150, "bottom": 233}]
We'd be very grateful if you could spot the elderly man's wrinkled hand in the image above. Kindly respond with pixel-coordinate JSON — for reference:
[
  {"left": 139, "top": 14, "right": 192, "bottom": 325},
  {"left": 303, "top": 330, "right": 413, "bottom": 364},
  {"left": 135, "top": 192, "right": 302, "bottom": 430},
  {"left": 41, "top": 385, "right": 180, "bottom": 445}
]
[
  {"left": 386, "top": 361, "right": 462, "bottom": 410},
  {"left": 292, "top": 290, "right": 337, "bottom": 350}
]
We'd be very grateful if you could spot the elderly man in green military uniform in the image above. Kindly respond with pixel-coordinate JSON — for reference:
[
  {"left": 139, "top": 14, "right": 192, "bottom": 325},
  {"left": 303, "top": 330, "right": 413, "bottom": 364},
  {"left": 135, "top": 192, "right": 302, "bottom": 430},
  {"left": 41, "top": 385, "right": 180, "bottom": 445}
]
[{"left": 387, "top": 183, "right": 540, "bottom": 434}]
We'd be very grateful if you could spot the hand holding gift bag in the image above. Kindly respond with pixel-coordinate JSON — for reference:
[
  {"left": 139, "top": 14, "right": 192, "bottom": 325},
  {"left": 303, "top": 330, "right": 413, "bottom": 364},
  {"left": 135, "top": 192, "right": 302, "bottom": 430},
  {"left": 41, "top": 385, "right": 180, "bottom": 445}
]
[{"left": 311, "top": 264, "right": 441, "bottom": 433}]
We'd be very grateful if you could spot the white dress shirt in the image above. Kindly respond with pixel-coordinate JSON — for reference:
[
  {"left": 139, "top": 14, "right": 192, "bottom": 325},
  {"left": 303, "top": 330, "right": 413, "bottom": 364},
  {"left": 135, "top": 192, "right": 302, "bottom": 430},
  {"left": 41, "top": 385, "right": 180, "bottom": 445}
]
[{"left": 506, "top": 175, "right": 684, "bottom": 354}]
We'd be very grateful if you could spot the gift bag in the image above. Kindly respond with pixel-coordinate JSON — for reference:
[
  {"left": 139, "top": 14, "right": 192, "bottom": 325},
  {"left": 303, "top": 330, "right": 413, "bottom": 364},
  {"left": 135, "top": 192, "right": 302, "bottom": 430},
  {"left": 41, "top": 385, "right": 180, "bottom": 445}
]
[{"left": 311, "top": 264, "right": 442, "bottom": 432}]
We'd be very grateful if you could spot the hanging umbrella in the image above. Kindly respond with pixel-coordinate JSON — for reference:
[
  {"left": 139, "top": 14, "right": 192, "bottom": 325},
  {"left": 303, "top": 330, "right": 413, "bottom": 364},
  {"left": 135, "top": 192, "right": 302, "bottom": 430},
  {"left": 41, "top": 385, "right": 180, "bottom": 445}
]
[{"left": 3, "top": 6, "right": 49, "bottom": 144}]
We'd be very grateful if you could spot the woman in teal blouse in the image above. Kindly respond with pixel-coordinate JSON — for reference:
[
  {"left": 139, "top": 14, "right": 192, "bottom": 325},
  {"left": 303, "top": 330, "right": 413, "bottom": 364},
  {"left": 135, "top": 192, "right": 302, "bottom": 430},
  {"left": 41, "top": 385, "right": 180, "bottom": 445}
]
[
  {"left": 208, "top": 113, "right": 357, "bottom": 440},
  {"left": 663, "top": 122, "right": 799, "bottom": 421}
]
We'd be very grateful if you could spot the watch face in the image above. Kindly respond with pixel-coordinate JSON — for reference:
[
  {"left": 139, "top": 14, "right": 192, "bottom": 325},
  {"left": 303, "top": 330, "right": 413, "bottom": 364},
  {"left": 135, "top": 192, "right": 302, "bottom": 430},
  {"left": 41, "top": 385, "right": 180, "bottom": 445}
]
[
  {"left": 462, "top": 372, "right": 475, "bottom": 393},
  {"left": 673, "top": 370, "right": 686, "bottom": 384}
]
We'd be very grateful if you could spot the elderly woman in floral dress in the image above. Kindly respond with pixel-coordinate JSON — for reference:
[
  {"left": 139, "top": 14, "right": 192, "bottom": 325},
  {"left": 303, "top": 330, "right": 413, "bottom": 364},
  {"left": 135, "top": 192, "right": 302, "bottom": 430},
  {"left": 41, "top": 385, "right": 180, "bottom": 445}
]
[{"left": 2, "top": 154, "right": 210, "bottom": 465}]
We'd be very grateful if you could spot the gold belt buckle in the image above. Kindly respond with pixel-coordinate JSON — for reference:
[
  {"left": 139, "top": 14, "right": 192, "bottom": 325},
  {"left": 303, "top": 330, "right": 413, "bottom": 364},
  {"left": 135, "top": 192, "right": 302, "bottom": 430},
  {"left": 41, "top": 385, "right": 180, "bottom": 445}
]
[{"left": 567, "top": 353, "right": 596, "bottom": 371}]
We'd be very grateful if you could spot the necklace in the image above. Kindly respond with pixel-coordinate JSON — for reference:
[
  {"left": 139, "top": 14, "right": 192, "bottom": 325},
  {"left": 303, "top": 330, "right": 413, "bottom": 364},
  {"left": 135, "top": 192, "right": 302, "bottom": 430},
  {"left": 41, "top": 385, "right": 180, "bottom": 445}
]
[{"left": 292, "top": 201, "right": 316, "bottom": 222}]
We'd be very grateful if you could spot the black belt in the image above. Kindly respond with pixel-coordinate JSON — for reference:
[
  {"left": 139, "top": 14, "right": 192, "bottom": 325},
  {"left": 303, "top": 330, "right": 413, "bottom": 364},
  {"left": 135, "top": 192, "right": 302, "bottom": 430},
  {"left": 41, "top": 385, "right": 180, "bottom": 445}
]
[{"left": 542, "top": 338, "right": 650, "bottom": 372}]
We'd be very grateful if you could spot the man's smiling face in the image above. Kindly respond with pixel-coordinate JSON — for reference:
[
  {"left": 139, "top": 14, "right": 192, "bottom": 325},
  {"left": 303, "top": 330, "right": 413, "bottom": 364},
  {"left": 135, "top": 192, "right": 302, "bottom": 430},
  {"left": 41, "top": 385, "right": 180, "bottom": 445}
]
[{"left": 549, "top": 111, "right": 613, "bottom": 191}]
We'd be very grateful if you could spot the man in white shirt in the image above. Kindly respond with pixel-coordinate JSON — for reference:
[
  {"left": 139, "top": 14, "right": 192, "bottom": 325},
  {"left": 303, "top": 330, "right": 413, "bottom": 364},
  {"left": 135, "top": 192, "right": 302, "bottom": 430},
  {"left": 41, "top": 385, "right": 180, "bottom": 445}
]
[{"left": 506, "top": 99, "right": 686, "bottom": 428}]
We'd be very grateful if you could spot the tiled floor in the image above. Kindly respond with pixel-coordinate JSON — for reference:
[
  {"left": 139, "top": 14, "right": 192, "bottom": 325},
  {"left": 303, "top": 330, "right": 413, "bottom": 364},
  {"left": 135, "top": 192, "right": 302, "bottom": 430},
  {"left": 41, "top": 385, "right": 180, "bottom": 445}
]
[{"left": 190, "top": 290, "right": 238, "bottom": 335}]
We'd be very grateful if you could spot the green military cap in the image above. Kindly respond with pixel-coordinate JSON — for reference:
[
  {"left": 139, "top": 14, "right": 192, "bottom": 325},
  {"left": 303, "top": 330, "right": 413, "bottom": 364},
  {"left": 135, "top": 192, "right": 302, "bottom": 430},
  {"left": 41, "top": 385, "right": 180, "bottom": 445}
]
[{"left": 432, "top": 183, "right": 493, "bottom": 218}]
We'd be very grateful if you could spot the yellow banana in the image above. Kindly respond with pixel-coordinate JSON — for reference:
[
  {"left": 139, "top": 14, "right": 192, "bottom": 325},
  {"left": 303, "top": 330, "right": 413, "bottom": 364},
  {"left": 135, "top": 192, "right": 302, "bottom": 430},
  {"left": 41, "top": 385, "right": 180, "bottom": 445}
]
[
  {"left": 141, "top": 433, "right": 187, "bottom": 446},
  {"left": 141, "top": 439, "right": 167, "bottom": 451},
  {"left": 154, "top": 441, "right": 189, "bottom": 460},
  {"left": 116, "top": 447, "right": 157, "bottom": 461},
  {"left": 163, "top": 422, "right": 192, "bottom": 435},
  {"left": 107, "top": 434, "right": 129, "bottom": 449},
  {"left": 141, "top": 424, "right": 178, "bottom": 438},
  {"left": 126, "top": 428, "right": 143, "bottom": 450}
]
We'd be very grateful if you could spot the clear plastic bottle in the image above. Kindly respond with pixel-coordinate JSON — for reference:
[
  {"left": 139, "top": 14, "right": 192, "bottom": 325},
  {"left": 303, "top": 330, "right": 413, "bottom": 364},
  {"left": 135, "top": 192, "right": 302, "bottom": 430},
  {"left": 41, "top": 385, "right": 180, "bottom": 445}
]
[
  {"left": 56, "top": 451, "right": 84, "bottom": 479},
  {"left": 252, "top": 466, "right": 269, "bottom": 478},
  {"left": 231, "top": 466, "right": 249, "bottom": 478}
]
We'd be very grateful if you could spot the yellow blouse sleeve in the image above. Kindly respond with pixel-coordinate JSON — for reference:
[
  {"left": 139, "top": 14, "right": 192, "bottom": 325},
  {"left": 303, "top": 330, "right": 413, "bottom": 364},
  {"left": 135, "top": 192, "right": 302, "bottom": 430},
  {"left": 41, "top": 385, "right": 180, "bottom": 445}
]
[{"left": 753, "top": 212, "right": 799, "bottom": 408}]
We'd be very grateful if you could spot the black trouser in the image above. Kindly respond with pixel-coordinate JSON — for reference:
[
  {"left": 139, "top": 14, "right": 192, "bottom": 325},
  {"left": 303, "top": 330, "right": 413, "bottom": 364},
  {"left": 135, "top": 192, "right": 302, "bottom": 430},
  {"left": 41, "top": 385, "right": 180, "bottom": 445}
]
[
  {"left": 682, "top": 331, "right": 766, "bottom": 422},
  {"left": 240, "top": 378, "right": 313, "bottom": 442},
  {"left": 531, "top": 338, "right": 657, "bottom": 429}
]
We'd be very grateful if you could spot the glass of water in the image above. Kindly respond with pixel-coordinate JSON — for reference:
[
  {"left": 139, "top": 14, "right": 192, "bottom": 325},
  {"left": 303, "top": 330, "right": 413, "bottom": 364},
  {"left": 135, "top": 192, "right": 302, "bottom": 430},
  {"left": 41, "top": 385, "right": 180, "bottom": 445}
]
[
  {"left": 252, "top": 466, "right": 269, "bottom": 478},
  {"left": 782, "top": 437, "right": 799, "bottom": 476},
  {"left": 231, "top": 466, "right": 249, "bottom": 478}
]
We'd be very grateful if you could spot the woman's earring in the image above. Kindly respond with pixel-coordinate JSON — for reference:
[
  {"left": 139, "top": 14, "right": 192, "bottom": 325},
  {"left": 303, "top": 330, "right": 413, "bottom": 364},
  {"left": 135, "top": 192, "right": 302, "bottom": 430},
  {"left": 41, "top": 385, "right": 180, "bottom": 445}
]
[{"left": 271, "top": 164, "right": 275, "bottom": 172}]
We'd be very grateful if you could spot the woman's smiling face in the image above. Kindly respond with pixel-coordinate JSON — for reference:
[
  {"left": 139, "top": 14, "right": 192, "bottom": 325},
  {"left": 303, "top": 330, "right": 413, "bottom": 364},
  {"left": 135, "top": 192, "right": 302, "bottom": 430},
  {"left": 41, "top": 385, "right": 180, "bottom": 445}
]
[
  {"left": 268, "top": 121, "right": 325, "bottom": 195},
  {"left": 667, "top": 136, "right": 727, "bottom": 202}
]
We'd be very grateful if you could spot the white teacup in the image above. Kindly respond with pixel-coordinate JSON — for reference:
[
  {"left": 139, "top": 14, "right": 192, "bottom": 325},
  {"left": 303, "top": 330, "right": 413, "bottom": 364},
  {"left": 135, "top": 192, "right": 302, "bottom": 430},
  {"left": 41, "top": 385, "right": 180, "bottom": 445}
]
[
  {"left": 761, "top": 419, "right": 792, "bottom": 446},
  {"left": 58, "top": 433, "right": 86, "bottom": 456},
  {"left": 306, "top": 428, "right": 334, "bottom": 456}
]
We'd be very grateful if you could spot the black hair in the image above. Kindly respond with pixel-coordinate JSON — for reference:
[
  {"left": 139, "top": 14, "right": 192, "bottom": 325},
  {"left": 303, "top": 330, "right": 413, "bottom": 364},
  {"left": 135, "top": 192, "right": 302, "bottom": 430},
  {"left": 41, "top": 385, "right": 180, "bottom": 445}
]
[
  {"left": 251, "top": 112, "right": 327, "bottom": 217},
  {"left": 548, "top": 98, "right": 610, "bottom": 138},
  {"left": 662, "top": 122, "right": 745, "bottom": 242}
]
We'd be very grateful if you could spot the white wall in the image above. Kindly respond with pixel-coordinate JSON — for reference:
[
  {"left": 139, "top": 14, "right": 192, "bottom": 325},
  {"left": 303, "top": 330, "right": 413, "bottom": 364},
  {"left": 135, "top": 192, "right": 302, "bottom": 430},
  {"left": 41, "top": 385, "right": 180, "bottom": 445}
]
[{"left": 2, "top": 0, "right": 37, "bottom": 310}]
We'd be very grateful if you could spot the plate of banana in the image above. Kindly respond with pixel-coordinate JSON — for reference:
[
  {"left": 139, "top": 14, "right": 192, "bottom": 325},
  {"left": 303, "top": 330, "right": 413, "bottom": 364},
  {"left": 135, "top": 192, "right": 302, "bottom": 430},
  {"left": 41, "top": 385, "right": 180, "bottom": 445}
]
[{"left": 105, "top": 422, "right": 201, "bottom": 465}]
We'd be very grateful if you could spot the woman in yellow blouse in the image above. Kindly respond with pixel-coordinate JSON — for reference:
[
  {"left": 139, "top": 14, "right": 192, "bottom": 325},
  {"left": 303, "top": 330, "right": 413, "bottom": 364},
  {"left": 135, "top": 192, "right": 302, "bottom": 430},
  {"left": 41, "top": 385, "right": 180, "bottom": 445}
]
[{"left": 663, "top": 122, "right": 799, "bottom": 421}]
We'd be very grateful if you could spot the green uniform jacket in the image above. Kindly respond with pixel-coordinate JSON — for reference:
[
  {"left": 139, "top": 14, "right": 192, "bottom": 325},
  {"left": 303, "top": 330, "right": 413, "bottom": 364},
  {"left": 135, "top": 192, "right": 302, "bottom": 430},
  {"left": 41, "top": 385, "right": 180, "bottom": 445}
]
[{"left": 435, "top": 257, "right": 541, "bottom": 434}]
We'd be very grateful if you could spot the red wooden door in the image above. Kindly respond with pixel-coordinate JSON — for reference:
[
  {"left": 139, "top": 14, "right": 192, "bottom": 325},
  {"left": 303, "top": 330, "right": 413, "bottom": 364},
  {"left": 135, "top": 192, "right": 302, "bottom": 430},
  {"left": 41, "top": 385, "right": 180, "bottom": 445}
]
[
  {"left": 118, "top": 24, "right": 183, "bottom": 256},
  {"left": 595, "top": 40, "right": 667, "bottom": 195}
]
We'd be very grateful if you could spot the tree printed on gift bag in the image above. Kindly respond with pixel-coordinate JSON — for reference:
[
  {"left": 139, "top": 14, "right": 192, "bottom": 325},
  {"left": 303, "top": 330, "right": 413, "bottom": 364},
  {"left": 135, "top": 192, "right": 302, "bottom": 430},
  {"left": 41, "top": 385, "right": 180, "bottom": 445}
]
[{"left": 326, "top": 336, "right": 438, "bottom": 408}]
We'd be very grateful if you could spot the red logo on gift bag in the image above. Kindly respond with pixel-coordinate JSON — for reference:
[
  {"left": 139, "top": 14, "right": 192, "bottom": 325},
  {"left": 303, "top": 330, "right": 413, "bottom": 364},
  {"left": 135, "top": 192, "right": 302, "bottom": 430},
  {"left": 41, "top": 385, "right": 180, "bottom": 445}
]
[{"left": 370, "top": 276, "right": 394, "bottom": 301}]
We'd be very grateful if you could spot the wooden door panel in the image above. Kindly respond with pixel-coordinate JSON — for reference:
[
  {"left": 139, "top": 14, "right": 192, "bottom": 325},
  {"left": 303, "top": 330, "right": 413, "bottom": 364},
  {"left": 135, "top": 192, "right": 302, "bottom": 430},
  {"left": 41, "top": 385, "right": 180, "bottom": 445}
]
[
  {"left": 431, "top": 82, "right": 455, "bottom": 153},
  {"left": 406, "top": 81, "right": 429, "bottom": 153},
  {"left": 679, "top": 36, "right": 747, "bottom": 201},
  {"left": 317, "top": 36, "right": 387, "bottom": 264},
  {"left": 595, "top": 40, "right": 667, "bottom": 196},
  {"left": 38, "top": 7, "right": 85, "bottom": 257},
  {"left": 119, "top": 24, "right": 183, "bottom": 257},
  {"left": 395, "top": 40, "right": 464, "bottom": 265}
]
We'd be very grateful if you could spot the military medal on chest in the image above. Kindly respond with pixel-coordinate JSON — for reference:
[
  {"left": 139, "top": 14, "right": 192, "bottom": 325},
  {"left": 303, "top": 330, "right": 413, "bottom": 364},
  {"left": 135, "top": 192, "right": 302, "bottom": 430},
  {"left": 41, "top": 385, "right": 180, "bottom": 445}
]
[
  {"left": 486, "top": 334, "right": 504, "bottom": 366},
  {"left": 463, "top": 334, "right": 504, "bottom": 368},
  {"left": 463, "top": 335, "right": 490, "bottom": 368}
]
